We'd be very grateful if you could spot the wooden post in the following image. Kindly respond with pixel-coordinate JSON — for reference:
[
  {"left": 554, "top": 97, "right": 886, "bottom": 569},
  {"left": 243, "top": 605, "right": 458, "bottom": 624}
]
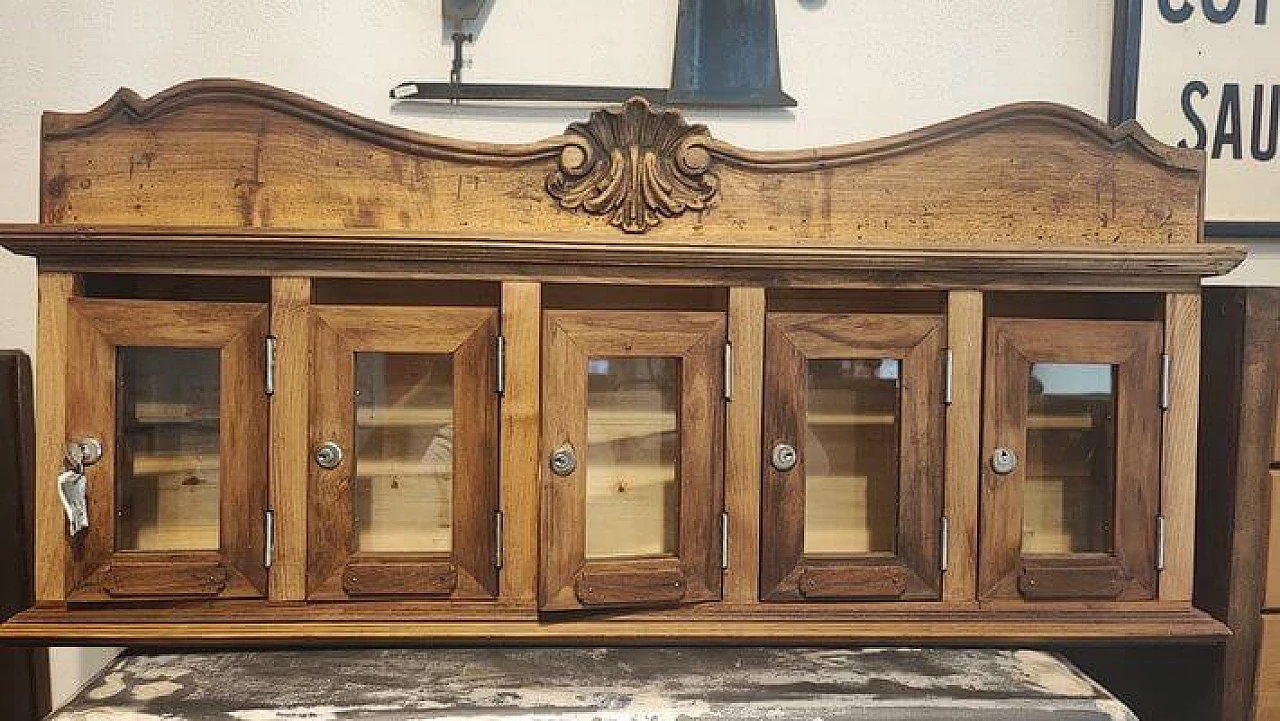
[
  {"left": 269, "top": 277, "right": 311, "bottom": 601},
  {"left": 500, "top": 282, "right": 541, "bottom": 605},
  {"left": 724, "top": 287, "right": 765, "bottom": 604},
  {"left": 1161, "top": 292, "right": 1200, "bottom": 602},
  {"left": 943, "top": 290, "right": 982, "bottom": 602}
]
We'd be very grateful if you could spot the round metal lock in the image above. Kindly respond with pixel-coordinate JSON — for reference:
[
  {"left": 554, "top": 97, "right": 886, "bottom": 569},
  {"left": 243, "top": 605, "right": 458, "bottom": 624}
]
[
  {"left": 990, "top": 447, "right": 1018, "bottom": 475},
  {"left": 65, "top": 437, "right": 104, "bottom": 469},
  {"left": 549, "top": 444, "right": 577, "bottom": 477},
  {"left": 314, "top": 441, "right": 345, "bottom": 470},
  {"left": 770, "top": 443, "right": 798, "bottom": 472}
]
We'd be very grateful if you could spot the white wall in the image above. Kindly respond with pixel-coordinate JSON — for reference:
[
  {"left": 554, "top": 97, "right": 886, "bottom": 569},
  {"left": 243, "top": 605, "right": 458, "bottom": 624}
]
[{"left": 0, "top": 0, "right": 1222, "bottom": 709}]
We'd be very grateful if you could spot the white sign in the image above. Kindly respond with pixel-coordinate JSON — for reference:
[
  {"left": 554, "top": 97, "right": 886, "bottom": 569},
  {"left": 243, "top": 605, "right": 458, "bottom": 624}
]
[{"left": 1138, "top": 0, "right": 1279, "bottom": 221}]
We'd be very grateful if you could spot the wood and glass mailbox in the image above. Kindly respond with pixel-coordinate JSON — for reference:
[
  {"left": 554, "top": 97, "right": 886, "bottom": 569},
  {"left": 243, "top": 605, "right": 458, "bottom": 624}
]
[{"left": 0, "top": 80, "right": 1245, "bottom": 644}]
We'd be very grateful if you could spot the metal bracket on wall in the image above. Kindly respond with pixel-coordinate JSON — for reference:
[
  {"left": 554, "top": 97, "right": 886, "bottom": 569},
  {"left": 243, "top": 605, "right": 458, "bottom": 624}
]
[{"left": 392, "top": 0, "right": 797, "bottom": 108}]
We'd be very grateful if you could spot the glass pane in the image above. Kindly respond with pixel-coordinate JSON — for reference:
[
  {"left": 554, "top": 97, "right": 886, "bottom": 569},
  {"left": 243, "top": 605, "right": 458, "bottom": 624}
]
[
  {"left": 585, "top": 357, "right": 680, "bottom": 560},
  {"left": 116, "top": 347, "right": 221, "bottom": 551},
  {"left": 353, "top": 353, "right": 453, "bottom": 554},
  {"left": 1024, "top": 362, "right": 1116, "bottom": 554},
  {"left": 804, "top": 358, "right": 900, "bottom": 555}
]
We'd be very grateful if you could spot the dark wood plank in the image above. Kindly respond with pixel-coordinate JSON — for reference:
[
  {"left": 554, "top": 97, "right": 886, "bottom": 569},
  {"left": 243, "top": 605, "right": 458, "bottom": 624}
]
[
  {"left": 576, "top": 562, "right": 687, "bottom": 607},
  {"left": 1196, "top": 287, "right": 1280, "bottom": 721},
  {"left": 102, "top": 561, "right": 228, "bottom": 597},
  {"left": 343, "top": 562, "right": 457, "bottom": 597},
  {"left": 1019, "top": 561, "right": 1126, "bottom": 600},
  {"left": 0, "top": 351, "right": 51, "bottom": 721},
  {"left": 798, "top": 565, "right": 909, "bottom": 600}
]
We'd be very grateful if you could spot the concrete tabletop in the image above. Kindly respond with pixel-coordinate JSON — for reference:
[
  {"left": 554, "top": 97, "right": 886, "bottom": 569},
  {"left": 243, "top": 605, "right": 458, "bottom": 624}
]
[{"left": 52, "top": 646, "right": 1136, "bottom": 720}]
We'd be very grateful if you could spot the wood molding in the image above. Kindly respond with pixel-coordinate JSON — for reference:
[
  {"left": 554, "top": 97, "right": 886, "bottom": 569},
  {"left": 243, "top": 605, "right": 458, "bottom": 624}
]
[
  {"left": 0, "top": 229, "right": 1245, "bottom": 286},
  {"left": 0, "top": 607, "right": 1229, "bottom": 645},
  {"left": 31, "top": 79, "right": 1208, "bottom": 245}
]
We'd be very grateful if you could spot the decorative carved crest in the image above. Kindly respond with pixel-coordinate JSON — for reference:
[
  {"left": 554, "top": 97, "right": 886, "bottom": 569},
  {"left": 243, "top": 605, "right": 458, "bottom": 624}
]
[{"left": 546, "top": 97, "right": 718, "bottom": 233}]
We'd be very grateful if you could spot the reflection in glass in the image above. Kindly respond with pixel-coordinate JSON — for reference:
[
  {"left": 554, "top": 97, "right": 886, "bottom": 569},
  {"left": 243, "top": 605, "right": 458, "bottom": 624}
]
[
  {"left": 116, "top": 346, "right": 221, "bottom": 551},
  {"left": 585, "top": 357, "right": 680, "bottom": 559},
  {"left": 1024, "top": 362, "right": 1116, "bottom": 554},
  {"left": 804, "top": 359, "right": 901, "bottom": 554},
  {"left": 353, "top": 353, "right": 453, "bottom": 553}
]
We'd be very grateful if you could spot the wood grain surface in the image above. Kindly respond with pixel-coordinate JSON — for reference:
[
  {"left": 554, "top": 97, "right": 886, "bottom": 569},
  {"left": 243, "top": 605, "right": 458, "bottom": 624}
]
[{"left": 29, "top": 80, "right": 1204, "bottom": 249}]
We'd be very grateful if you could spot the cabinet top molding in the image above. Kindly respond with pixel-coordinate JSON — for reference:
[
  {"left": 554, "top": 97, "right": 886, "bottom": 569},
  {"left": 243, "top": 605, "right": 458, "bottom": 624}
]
[{"left": 13, "top": 78, "right": 1217, "bottom": 251}]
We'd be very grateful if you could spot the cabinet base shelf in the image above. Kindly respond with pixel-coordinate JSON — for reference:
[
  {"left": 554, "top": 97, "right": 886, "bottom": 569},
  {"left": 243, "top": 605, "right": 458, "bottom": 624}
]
[{"left": 0, "top": 607, "right": 1228, "bottom": 645}]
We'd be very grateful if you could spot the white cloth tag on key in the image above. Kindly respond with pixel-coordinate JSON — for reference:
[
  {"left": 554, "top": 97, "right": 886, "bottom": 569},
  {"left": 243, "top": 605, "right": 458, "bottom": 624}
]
[{"left": 57, "top": 469, "right": 89, "bottom": 536}]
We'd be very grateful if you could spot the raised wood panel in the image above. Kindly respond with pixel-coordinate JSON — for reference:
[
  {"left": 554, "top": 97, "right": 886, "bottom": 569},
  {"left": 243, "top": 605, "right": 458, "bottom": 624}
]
[{"left": 34, "top": 80, "right": 1203, "bottom": 247}]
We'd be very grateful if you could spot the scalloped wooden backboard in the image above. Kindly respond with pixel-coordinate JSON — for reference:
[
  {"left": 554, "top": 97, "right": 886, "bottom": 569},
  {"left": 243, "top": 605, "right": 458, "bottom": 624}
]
[{"left": 39, "top": 79, "right": 1205, "bottom": 247}]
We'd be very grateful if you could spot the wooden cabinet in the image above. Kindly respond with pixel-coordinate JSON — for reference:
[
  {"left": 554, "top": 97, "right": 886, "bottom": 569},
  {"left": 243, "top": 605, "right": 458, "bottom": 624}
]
[
  {"left": 760, "top": 311, "right": 945, "bottom": 602},
  {"left": 62, "top": 298, "right": 270, "bottom": 601},
  {"left": 980, "top": 318, "right": 1163, "bottom": 602},
  {"left": 307, "top": 305, "right": 500, "bottom": 600},
  {"left": 0, "top": 80, "right": 1247, "bottom": 645}
]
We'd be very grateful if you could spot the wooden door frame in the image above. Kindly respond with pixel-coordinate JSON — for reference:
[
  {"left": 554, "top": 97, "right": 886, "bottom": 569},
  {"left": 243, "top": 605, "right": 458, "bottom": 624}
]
[
  {"left": 540, "top": 310, "right": 726, "bottom": 611},
  {"left": 980, "top": 317, "right": 1162, "bottom": 602},
  {"left": 62, "top": 299, "right": 270, "bottom": 601},
  {"left": 306, "top": 305, "right": 499, "bottom": 600},
  {"left": 760, "top": 312, "right": 946, "bottom": 601}
]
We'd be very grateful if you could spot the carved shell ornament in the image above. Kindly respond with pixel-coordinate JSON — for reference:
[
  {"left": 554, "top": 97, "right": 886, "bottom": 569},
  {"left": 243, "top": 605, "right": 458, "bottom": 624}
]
[{"left": 546, "top": 97, "right": 719, "bottom": 233}]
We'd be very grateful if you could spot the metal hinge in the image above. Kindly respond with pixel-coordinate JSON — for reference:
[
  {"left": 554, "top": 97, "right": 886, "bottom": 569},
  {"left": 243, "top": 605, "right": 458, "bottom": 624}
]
[
  {"left": 495, "top": 335, "right": 506, "bottom": 395},
  {"left": 943, "top": 348, "right": 954, "bottom": 405},
  {"left": 1155, "top": 515, "right": 1167, "bottom": 571},
  {"left": 940, "top": 515, "right": 950, "bottom": 572},
  {"left": 264, "top": 335, "right": 278, "bottom": 396},
  {"left": 723, "top": 342, "right": 733, "bottom": 401},
  {"left": 1159, "top": 352, "right": 1171, "bottom": 410},
  {"left": 720, "top": 512, "right": 730, "bottom": 570},
  {"left": 264, "top": 509, "right": 275, "bottom": 569},
  {"left": 494, "top": 510, "right": 504, "bottom": 569}
]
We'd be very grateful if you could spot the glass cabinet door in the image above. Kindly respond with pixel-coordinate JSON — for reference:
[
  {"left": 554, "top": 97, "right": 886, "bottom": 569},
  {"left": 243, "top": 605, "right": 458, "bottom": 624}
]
[
  {"left": 307, "top": 305, "right": 499, "bottom": 600},
  {"left": 64, "top": 299, "right": 270, "bottom": 601},
  {"left": 980, "top": 318, "right": 1162, "bottom": 601},
  {"left": 761, "top": 313, "right": 945, "bottom": 601},
  {"left": 541, "top": 310, "right": 726, "bottom": 611}
]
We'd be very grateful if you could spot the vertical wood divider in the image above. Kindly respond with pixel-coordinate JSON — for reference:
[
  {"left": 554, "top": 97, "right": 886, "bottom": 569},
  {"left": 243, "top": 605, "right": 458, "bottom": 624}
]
[
  {"left": 943, "top": 290, "right": 982, "bottom": 602},
  {"left": 35, "top": 273, "right": 74, "bottom": 602},
  {"left": 1161, "top": 292, "right": 1200, "bottom": 602},
  {"left": 269, "top": 277, "right": 311, "bottom": 601},
  {"left": 501, "top": 282, "right": 541, "bottom": 605},
  {"left": 725, "top": 287, "right": 765, "bottom": 604}
]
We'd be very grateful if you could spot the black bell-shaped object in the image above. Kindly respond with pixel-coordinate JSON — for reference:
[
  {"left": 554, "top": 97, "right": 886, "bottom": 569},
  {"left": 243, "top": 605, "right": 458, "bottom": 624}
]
[{"left": 667, "top": 0, "right": 796, "bottom": 107}]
